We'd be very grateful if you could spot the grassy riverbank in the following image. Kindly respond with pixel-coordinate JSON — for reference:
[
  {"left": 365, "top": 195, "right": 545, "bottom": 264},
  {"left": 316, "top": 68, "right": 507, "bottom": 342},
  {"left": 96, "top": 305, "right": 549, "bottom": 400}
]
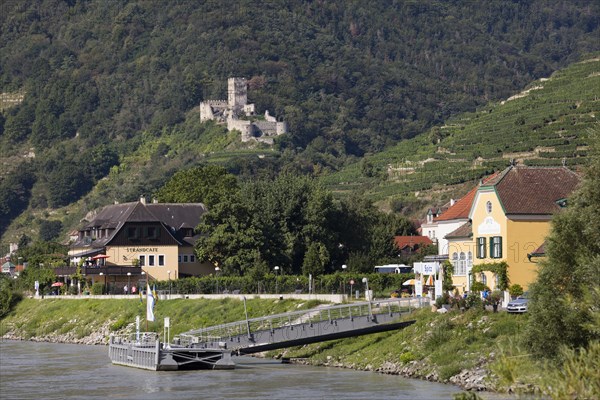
[
  {"left": 0, "top": 297, "right": 321, "bottom": 341},
  {"left": 278, "top": 307, "right": 541, "bottom": 394},
  {"left": 2, "top": 298, "right": 593, "bottom": 397}
]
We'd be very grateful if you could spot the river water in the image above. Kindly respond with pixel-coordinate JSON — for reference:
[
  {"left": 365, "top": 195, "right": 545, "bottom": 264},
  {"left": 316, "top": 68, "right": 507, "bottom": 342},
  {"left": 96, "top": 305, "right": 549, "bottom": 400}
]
[{"left": 0, "top": 341, "right": 468, "bottom": 400}]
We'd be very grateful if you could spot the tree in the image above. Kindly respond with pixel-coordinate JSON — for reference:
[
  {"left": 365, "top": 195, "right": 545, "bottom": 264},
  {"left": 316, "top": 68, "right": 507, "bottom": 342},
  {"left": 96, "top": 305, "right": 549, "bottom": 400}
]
[
  {"left": 525, "top": 136, "right": 600, "bottom": 358},
  {"left": 154, "top": 165, "right": 239, "bottom": 208},
  {"left": 194, "top": 192, "right": 263, "bottom": 275},
  {"left": 302, "top": 242, "right": 330, "bottom": 276},
  {"left": 19, "top": 266, "right": 56, "bottom": 295},
  {"left": 38, "top": 220, "right": 63, "bottom": 241}
]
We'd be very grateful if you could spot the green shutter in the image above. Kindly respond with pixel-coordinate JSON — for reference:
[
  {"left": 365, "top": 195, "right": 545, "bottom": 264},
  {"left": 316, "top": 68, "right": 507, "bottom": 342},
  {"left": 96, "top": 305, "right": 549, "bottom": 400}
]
[{"left": 489, "top": 237, "right": 494, "bottom": 258}]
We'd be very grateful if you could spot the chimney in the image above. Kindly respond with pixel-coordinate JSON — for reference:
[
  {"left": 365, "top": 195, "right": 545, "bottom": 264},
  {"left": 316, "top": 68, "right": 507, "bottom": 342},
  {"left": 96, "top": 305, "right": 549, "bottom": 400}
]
[
  {"left": 140, "top": 196, "right": 146, "bottom": 204},
  {"left": 450, "top": 198, "right": 455, "bottom": 206},
  {"left": 152, "top": 198, "right": 158, "bottom": 204}
]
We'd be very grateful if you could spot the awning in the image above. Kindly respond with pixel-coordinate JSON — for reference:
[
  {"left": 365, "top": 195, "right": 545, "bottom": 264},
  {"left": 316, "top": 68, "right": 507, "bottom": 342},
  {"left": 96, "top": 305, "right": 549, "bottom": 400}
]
[
  {"left": 402, "top": 279, "right": 417, "bottom": 285},
  {"left": 51, "top": 282, "right": 64, "bottom": 287},
  {"left": 91, "top": 255, "right": 110, "bottom": 260},
  {"left": 69, "top": 248, "right": 104, "bottom": 258}
]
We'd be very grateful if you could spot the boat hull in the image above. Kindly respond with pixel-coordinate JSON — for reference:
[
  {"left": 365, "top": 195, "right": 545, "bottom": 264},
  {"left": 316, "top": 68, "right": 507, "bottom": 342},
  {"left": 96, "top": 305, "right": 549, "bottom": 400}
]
[{"left": 108, "top": 335, "right": 235, "bottom": 370}]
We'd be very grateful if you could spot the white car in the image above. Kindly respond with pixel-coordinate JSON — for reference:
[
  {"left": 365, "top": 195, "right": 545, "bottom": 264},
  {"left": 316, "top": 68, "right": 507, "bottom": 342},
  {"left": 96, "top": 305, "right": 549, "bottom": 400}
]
[{"left": 506, "top": 297, "right": 529, "bottom": 313}]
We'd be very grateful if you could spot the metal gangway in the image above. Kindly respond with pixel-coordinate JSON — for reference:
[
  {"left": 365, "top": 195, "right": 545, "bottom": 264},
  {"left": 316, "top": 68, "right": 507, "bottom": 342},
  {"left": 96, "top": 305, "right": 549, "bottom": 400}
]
[{"left": 174, "top": 297, "right": 427, "bottom": 355}]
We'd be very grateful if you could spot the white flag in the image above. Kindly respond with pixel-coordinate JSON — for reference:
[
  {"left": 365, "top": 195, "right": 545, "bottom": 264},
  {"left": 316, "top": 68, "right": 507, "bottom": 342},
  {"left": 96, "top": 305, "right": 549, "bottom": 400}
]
[{"left": 146, "top": 284, "right": 155, "bottom": 322}]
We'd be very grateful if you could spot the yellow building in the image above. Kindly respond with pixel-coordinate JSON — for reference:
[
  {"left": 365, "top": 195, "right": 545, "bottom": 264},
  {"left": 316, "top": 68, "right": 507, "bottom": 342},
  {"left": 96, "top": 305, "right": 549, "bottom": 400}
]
[
  {"left": 68, "top": 197, "right": 214, "bottom": 291},
  {"left": 446, "top": 166, "right": 580, "bottom": 292},
  {"left": 445, "top": 222, "right": 475, "bottom": 293}
]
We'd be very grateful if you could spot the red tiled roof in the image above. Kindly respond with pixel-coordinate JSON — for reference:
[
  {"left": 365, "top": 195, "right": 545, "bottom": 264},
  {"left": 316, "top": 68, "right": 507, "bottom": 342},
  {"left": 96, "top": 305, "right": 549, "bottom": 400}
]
[
  {"left": 435, "top": 172, "right": 500, "bottom": 222},
  {"left": 394, "top": 236, "right": 433, "bottom": 250},
  {"left": 488, "top": 166, "right": 580, "bottom": 214}
]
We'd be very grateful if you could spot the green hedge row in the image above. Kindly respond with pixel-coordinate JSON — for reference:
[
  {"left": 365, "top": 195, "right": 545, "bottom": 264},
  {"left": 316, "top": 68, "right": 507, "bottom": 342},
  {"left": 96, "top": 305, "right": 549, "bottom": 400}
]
[{"left": 152, "top": 272, "right": 414, "bottom": 297}]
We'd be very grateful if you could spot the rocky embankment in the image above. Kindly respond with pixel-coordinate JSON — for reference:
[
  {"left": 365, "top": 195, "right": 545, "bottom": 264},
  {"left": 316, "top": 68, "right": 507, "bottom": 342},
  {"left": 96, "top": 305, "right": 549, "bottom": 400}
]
[
  {"left": 287, "top": 352, "right": 497, "bottom": 392},
  {"left": 1, "top": 322, "right": 112, "bottom": 346}
]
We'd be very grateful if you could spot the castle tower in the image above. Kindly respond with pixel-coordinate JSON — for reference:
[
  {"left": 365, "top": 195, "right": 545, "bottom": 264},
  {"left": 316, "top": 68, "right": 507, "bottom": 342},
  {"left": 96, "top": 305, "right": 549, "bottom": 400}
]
[{"left": 227, "top": 77, "right": 247, "bottom": 116}]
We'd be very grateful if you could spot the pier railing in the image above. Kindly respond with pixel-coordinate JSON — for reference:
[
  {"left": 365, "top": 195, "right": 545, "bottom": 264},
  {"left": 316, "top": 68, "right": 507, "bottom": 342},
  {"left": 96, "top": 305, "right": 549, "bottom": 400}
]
[{"left": 176, "top": 297, "right": 426, "bottom": 347}]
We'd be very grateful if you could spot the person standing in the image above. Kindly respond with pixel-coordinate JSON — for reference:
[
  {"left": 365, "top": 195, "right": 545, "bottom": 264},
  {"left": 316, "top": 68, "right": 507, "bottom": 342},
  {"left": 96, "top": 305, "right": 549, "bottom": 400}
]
[{"left": 124, "top": 284, "right": 128, "bottom": 295}]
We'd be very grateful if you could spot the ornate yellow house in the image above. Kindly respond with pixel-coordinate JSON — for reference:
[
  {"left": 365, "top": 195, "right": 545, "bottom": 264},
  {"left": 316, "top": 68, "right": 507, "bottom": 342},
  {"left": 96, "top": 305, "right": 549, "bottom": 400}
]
[
  {"left": 68, "top": 197, "right": 213, "bottom": 289},
  {"left": 446, "top": 166, "right": 580, "bottom": 292}
]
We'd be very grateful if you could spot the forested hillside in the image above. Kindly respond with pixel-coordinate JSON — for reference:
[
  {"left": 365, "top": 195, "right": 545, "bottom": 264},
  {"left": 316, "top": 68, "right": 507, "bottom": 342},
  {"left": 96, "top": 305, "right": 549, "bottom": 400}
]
[{"left": 1, "top": 0, "right": 600, "bottom": 243}]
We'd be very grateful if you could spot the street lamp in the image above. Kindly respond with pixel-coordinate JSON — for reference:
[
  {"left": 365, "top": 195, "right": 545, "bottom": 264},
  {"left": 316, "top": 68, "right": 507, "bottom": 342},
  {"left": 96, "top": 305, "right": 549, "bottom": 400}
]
[
  {"left": 167, "top": 270, "right": 171, "bottom": 298},
  {"left": 342, "top": 264, "right": 347, "bottom": 294},
  {"left": 362, "top": 277, "right": 372, "bottom": 319},
  {"left": 215, "top": 267, "right": 220, "bottom": 294},
  {"left": 99, "top": 272, "right": 104, "bottom": 294},
  {"left": 274, "top": 266, "right": 280, "bottom": 294},
  {"left": 127, "top": 272, "right": 131, "bottom": 295}
]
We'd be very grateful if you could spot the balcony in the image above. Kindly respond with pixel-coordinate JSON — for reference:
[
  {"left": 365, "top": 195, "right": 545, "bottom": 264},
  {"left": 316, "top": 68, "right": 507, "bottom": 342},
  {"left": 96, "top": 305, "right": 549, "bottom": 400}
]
[{"left": 54, "top": 265, "right": 142, "bottom": 277}]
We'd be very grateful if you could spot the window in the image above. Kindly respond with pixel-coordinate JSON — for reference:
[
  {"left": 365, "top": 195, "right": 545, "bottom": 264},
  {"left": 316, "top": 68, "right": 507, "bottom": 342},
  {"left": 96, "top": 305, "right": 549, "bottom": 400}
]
[
  {"left": 480, "top": 272, "right": 487, "bottom": 285},
  {"left": 477, "top": 237, "right": 487, "bottom": 259},
  {"left": 178, "top": 255, "right": 181, "bottom": 263},
  {"left": 127, "top": 227, "right": 139, "bottom": 239},
  {"left": 490, "top": 236, "right": 502, "bottom": 258},
  {"left": 183, "top": 255, "right": 189, "bottom": 263},
  {"left": 148, "top": 255, "right": 155, "bottom": 266},
  {"left": 146, "top": 226, "right": 158, "bottom": 239},
  {"left": 456, "top": 252, "right": 466, "bottom": 276},
  {"left": 158, "top": 255, "right": 165, "bottom": 266},
  {"left": 486, "top": 201, "right": 492, "bottom": 214},
  {"left": 190, "top": 255, "right": 195, "bottom": 263},
  {"left": 139, "top": 255, "right": 146, "bottom": 266},
  {"left": 451, "top": 253, "right": 459, "bottom": 276}
]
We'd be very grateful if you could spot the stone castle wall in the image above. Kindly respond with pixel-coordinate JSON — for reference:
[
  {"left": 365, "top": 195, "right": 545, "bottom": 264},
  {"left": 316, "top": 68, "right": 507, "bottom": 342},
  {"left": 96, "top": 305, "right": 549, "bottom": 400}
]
[{"left": 200, "top": 77, "right": 287, "bottom": 142}]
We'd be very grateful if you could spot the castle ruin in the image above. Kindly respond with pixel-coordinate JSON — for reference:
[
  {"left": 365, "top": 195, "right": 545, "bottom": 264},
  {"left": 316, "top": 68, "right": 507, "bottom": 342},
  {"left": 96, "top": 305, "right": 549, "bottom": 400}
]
[{"left": 200, "top": 78, "right": 287, "bottom": 144}]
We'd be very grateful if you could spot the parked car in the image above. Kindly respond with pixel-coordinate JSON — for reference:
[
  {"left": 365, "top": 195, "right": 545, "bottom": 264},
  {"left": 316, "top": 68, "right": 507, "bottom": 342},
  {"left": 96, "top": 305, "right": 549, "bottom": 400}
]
[{"left": 506, "top": 296, "right": 529, "bottom": 313}]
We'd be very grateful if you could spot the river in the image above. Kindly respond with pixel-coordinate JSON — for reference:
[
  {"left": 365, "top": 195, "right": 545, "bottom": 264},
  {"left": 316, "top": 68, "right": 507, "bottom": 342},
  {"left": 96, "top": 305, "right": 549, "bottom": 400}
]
[{"left": 0, "top": 340, "right": 472, "bottom": 400}]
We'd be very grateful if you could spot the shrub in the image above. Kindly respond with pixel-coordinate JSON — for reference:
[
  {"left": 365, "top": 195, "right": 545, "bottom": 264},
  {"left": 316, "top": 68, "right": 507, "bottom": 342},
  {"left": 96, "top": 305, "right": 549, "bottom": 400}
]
[
  {"left": 91, "top": 283, "right": 104, "bottom": 295},
  {"left": 538, "top": 341, "right": 600, "bottom": 399},
  {"left": 399, "top": 351, "right": 416, "bottom": 363},
  {"left": 439, "top": 363, "right": 462, "bottom": 381},
  {"left": 0, "top": 282, "right": 22, "bottom": 318},
  {"left": 464, "top": 292, "right": 483, "bottom": 309},
  {"left": 110, "top": 317, "right": 128, "bottom": 332},
  {"left": 508, "top": 284, "right": 524, "bottom": 299},
  {"left": 435, "top": 292, "right": 451, "bottom": 308}
]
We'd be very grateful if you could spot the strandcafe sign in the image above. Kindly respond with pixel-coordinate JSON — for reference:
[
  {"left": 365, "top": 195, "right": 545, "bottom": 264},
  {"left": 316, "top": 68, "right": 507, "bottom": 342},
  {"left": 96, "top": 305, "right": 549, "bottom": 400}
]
[{"left": 126, "top": 247, "right": 159, "bottom": 253}]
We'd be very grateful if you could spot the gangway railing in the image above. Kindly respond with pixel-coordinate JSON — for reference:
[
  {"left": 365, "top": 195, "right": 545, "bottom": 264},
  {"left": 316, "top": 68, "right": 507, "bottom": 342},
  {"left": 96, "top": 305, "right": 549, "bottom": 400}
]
[{"left": 175, "top": 297, "right": 426, "bottom": 351}]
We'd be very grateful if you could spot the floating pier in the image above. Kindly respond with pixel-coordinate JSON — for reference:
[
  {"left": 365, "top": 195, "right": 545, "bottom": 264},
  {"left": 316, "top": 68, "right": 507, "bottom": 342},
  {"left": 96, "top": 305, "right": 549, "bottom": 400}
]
[{"left": 109, "top": 297, "right": 426, "bottom": 370}]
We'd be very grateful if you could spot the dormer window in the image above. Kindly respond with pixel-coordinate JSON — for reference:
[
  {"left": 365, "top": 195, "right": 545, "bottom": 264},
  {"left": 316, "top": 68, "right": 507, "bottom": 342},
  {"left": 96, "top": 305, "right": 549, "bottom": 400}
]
[
  {"left": 146, "top": 226, "right": 159, "bottom": 239},
  {"left": 127, "top": 227, "right": 139, "bottom": 240}
]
